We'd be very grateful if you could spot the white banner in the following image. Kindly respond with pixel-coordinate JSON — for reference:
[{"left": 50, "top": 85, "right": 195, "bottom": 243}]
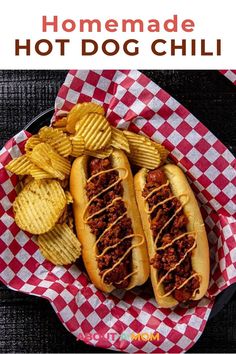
[{"left": 0, "top": 0, "right": 235, "bottom": 69}]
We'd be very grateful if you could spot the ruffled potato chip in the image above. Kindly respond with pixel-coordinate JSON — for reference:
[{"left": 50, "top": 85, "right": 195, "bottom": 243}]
[
  {"left": 6, "top": 153, "right": 54, "bottom": 179},
  {"left": 13, "top": 179, "right": 66, "bottom": 234},
  {"left": 70, "top": 135, "right": 85, "bottom": 157},
  {"left": 6, "top": 155, "right": 34, "bottom": 175},
  {"left": 75, "top": 113, "right": 111, "bottom": 151},
  {"left": 29, "top": 165, "right": 53, "bottom": 179},
  {"left": 66, "top": 102, "right": 105, "bottom": 134},
  {"left": 29, "top": 143, "right": 71, "bottom": 180},
  {"left": 38, "top": 223, "right": 81, "bottom": 265},
  {"left": 25, "top": 135, "right": 42, "bottom": 153},
  {"left": 110, "top": 127, "right": 130, "bottom": 153},
  {"left": 39, "top": 126, "right": 72, "bottom": 157},
  {"left": 152, "top": 141, "right": 169, "bottom": 163},
  {"left": 124, "top": 131, "right": 161, "bottom": 169}
]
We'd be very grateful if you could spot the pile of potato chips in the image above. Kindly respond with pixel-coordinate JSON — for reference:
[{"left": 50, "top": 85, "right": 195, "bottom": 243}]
[
  {"left": 52, "top": 101, "right": 168, "bottom": 167},
  {"left": 6, "top": 102, "right": 169, "bottom": 266}
]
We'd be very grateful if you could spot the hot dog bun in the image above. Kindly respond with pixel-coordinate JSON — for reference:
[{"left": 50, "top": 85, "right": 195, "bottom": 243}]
[
  {"left": 134, "top": 164, "right": 210, "bottom": 308},
  {"left": 70, "top": 149, "right": 149, "bottom": 292}
]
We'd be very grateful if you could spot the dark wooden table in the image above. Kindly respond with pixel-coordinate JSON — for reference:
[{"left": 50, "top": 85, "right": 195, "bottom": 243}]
[{"left": 0, "top": 70, "right": 235, "bottom": 353}]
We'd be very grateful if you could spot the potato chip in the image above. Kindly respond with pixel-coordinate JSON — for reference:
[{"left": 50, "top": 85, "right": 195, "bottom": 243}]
[
  {"left": 6, "top": 155, "right": 34, "bottom": 175},
  {"left": 153, "top": 141, "right": 169, "bottom": 162},
  {"left": 84, "top": 147, "right": 113, "bottom": 158},
  {"left": 66, "top": 102, "right": 105, "bottom": 134},
  {"left": 124, "top": 131, "right": 161, "bottom": 169},
  {"left": 13, "top": 179, "right": 66, "bottom": 234},
  {"left": 38, "top": 223, "right": 81, "bottom": 265},
  {"left": 70, "top": 135, "right": 85, "bottom": 157},
  {"left": 75, "top": 113, "right": 111, "bottom": 151},
  {"left": 6, "top": 153, "right": 54, "bottom": 179},
  {"left": 39, "top": 126, "right": 72, "bottom": 157},
  {"left": 29, "top": 143, "right": 71, "bottom": 180},
  {"left": 30, "top": 165, "right": 53, "bottom": 179},
  {"left": 110, "top": 127, "right": 130, "bottom": 153},
  {"left": 25, "top": 135, "right": 42, "bottom": 153}
]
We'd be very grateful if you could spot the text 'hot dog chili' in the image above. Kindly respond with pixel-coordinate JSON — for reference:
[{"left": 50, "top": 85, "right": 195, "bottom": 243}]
[
  {"left": 134, "top": 164, "right": 210, "bottom": 308},
  {"left": 70, "top": 149, "right": 149, "bottom": 293}
]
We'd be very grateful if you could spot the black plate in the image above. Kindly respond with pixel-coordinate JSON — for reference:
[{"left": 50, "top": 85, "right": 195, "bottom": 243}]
[{"left": 24, "top": 108, "right": 236, "bottom": 320}]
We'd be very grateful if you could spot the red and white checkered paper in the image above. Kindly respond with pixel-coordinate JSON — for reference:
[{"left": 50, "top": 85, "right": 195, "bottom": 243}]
[
  {"left": 219, "top": 70, "right": 236, "bottom": 85},
  {"left": 0, "top": 70, "right": 236, "bottom": 353}
]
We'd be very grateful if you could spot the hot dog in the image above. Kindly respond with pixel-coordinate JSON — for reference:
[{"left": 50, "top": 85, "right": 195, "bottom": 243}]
[
  {"left": 134, "top": 164, "right": 209, "bottom": 308},
  {"left": 70, "top": 149, "right": 149, "bottom": 292}
]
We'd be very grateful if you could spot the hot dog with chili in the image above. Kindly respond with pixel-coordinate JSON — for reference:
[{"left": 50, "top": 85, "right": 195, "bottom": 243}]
[
  {"left": 70, "top": 149, "right": 149, "bottom": 292},
  {"left": 134, "top": 164, "right": 209, "bottom": 307}
]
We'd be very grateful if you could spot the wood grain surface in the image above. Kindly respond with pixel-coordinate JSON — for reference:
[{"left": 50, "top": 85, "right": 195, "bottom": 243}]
[{"left": 0, "top": 70, "right": 235, "bottom": 353}]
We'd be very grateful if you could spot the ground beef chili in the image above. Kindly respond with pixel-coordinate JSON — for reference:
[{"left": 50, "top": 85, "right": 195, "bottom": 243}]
[
  {"left": 143, "top": 168, "right": 200, "bottom": 302},
  {"left": 85, "top": 157, "right": 133, "bottom": 288}
]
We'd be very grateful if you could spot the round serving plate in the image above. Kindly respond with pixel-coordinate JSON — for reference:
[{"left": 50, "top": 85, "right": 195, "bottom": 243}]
[{"left": 24, "top": 108, "right": 236, "bottom": 320}]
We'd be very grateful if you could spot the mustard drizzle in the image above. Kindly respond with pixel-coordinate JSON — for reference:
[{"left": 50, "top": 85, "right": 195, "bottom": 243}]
[
  {"left": 86, "top": 167, "right": 128, "bottom": 183},
  {"left": 177, "top": 273, "right": 201, "bottom": 290},
  {"left": 115, "top": 270, "right": 138, "bottom": 285},
  {"left": 158, "top": 273, "right": 201, "bottom": 299},
  {"left": 93, "top": 211, "right": 128, "bottom": 250},
  {"left": 101, "top": 234, "right": 144, "bottom": 284},
  {"left": 154, "top": 193, "right": 190, "bottom": 247},
  {"left": 155, "top": 232, "right": 198, "bottom": 298},
  {"left": 84, "top": 197, "right": 122, "bottom": 222},
  {"left": 83, "top": 167, "right": 128, "bottom": 223},
  {"left": 144, "top": 181, "right": 170, "bottom": 201},
  {"left": 96, "top": 234, "right": 142, "bottom": 258},
  {"left": 145, "top": 196, "right": 176, "bottom": 215},
  {"left": 156, "top": 237, "right": 197, "bottom": 297},
  {"left": 156, "top": 231, "right": 196, "bottom": 251}
]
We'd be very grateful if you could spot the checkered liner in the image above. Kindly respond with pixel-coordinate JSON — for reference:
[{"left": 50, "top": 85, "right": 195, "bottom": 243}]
[
  {"left": 0, "top": 70, "right": 235, "bottom": 353},
  {"left": 219, "top": 70, "right": 236, "bottom": 85}
]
